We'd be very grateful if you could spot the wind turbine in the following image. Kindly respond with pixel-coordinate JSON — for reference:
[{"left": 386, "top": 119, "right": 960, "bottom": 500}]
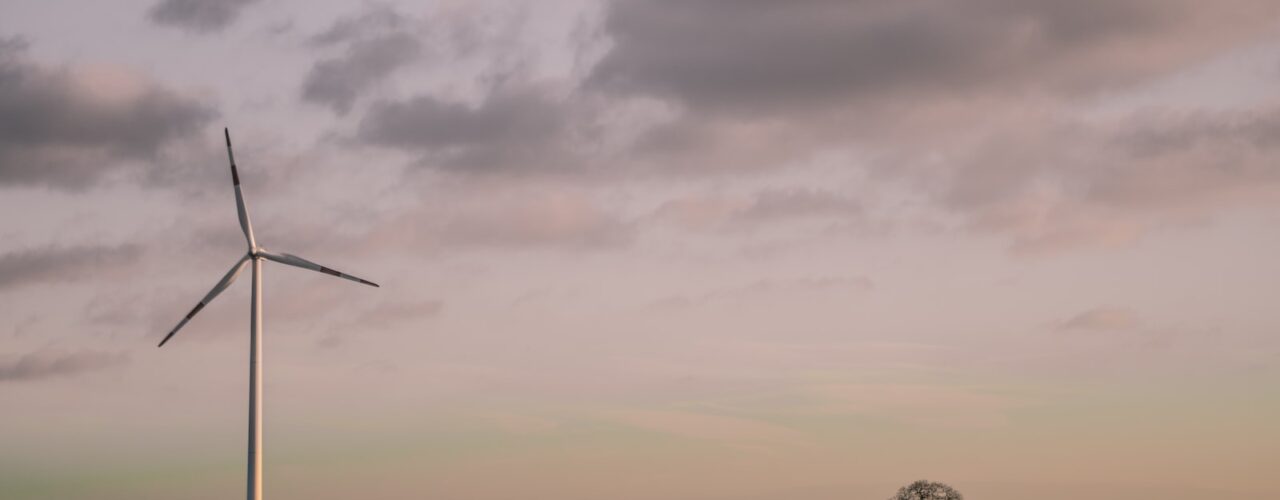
[{"left": 158, "top": 128, "right": 378, "bottom": 500}]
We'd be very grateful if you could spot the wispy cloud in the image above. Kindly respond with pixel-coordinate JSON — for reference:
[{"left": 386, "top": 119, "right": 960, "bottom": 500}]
[
  {"left": 0, "top": 349, "right": 128, "bottom": 382},
  {"left": 0, "top": 244, "right": 142, "bottom": 289},
  {"left": 1057, "top": 307, "right": 1141, "bottom": 332}
]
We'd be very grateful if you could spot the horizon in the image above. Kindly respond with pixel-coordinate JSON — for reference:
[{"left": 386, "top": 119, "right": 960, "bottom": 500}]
[{"left": 2, "top": 1, "right": 1279, "bottom": 499}]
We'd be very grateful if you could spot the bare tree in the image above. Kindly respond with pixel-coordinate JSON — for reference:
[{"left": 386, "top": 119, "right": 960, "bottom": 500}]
[{"left": 890, "top": 480, "right": 963, "bottom": 500}]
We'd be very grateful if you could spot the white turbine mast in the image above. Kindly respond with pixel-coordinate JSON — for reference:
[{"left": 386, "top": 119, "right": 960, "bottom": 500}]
[{"left": 158, "top": 128, "right": 378, "bottom": 500}]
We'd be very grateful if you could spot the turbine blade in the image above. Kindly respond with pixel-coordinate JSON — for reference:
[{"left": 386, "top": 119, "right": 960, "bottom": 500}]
[
  {"left": 226, "top": 128, "right": 256, "bottom": 250},
  {"left": 259, "top": 250, "right": 379, "bottom": 288},
  {"left": 158, "top": 256, "right": 251, "bottom": 347}
]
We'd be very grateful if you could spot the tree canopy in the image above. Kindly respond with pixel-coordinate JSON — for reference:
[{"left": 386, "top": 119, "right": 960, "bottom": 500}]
[{"left": 889, "top": 479, "right": 963, "bottom": 500}]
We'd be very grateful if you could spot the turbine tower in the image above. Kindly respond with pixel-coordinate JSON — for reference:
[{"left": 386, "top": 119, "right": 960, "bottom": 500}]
[{"left": 158, "top": 128, "right": 378, "bottom": 500}]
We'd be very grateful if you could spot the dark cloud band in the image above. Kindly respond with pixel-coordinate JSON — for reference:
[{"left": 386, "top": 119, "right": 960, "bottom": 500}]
[
  {"left": 148, "top": 0, "right": 261, "bottom": 33},
  {"left": 0, "top": 39, "right": 214, "bottom": 188}
]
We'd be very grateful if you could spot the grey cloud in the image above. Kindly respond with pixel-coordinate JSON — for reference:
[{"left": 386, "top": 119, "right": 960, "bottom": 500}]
[
  {"left": 621, "top": 113, "right": 832, "bottom": 177},
  {"left": 0, "top": 244, "right": 142, "bottom": 289},
  {"left": 148, "top": 0, "right": 260, "bottom": 33},
  {"left": 309, "top": 5, "right": 408, "bottom": 46},
  {"left": 1058, "top": 307, "right": 1140, "bottom": 332},
  {"left": 0, "top": 40, "right": 215, "bottom": 188},
  {"left": 303, "top": 33, "right": 423, "bottom": 114},
  {"left": 358, "top": 87, "right": 572, "bottom": 172},
  {"left": 1119, "top": 110, "right": 1280, "bottom": 157},
  {"left": 0, "top": 36, "right": 23, "bottom": 53},
  {"left": 590, "top": 0, "right": 1279, "bottom": 114},
  {"left": 588, "top": 0, "right": 1280, "bottom": 215},
  {"left": 303, "top": 6, "right": 423, "bottom": 114},
  {"left": 0, "top": 349, "right": 129, "bottom": 382},
  {"left": 581, "top": 0, "right": 1280, "bottom": 255},
  {"left": 330, "top": 4, "right": 585, "bottom": 173}
]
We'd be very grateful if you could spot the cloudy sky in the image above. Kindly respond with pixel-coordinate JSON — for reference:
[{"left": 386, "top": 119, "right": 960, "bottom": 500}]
[{"left": 2, "top": 1, "right": 1279, "bottom": 499}]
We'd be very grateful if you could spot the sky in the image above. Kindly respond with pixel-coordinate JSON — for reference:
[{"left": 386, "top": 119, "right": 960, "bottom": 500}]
[{"left": 1, "top": 1, "right": 1279, "bottom": 499}]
